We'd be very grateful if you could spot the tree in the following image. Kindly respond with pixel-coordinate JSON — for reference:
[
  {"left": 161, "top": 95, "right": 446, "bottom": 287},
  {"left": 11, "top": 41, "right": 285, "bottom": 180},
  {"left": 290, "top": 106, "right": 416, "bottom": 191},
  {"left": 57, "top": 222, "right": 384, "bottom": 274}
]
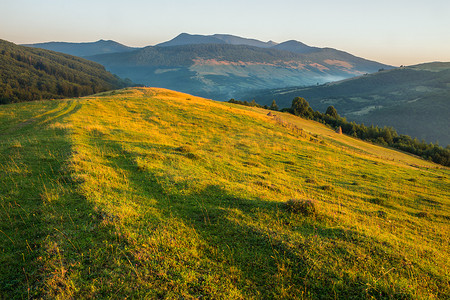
[
  {"left": 381, "top": 127, "right": 394, "bottom": 144},
  {"left": 291, "top": 97, "right": 313, "bottom": 118},
  {"left": 325, "top": 106, "right": 339, "bottom": 119},
  {"left": 269, "top": 100, "right": 279, "bottom": 111}
]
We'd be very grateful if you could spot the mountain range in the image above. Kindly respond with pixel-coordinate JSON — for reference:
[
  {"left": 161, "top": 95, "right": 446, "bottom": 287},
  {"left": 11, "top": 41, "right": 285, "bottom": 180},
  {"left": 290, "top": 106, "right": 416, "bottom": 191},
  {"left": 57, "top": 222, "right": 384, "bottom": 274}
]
[
  {"left": 243, "top": 62, "right": 450, "bottom": 145},
  {"left": 25, "top": 33, "right": 392, "bottom": 100},
  {"left": 21, "top": 33, "right": 448, "bottom": 146}
]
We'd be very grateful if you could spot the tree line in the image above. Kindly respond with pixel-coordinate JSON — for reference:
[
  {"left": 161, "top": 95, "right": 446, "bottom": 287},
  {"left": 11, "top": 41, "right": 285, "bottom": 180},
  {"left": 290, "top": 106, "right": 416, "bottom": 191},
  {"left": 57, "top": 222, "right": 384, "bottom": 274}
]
[
  {"left": 228, "top": 98, "right": 279, "bottom": 111},
  {"left": 230, "top": 97, "right": 450, "bottom": 166}
]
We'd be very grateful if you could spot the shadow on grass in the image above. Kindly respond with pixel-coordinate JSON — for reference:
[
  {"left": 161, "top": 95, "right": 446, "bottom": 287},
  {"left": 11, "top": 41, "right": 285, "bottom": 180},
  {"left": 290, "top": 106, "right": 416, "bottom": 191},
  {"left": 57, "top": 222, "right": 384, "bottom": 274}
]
[
  {"left": 0, "top": 100, "right": 132, "bottom": 298},
  {"left": 104, "top": 139, "right": 409, "bottom": 299}
]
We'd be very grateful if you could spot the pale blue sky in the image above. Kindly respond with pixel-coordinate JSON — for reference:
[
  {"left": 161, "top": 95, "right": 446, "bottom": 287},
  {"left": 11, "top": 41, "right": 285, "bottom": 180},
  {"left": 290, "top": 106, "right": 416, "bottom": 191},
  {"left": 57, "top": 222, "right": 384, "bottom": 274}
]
[{"left": 1, "top": 0, "right": 449, "bottom": 66}]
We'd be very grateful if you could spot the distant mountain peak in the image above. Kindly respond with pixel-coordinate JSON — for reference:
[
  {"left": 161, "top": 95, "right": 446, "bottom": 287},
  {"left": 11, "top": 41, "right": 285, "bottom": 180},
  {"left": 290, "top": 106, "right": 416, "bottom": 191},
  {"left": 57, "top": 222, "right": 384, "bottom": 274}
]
[
  {"left": 156, "top": 33, "right": 226, "bottom": 47},
  {"left": 280, "top": 40, "right": 309, "bottom": 46},
  {"left": 95, "top": 39, "right": 118, "bottom": 44},
  {"left": 23, "top": 40, "right": 139, "bottom": 57},
  {"left": 271, "top": 40, "right": 321, "bottom": 54},
  {"left": 211, "top": 34, "right": 277, "bottom": 48},
  {"left": 157, "top": 34, "right": 323, "bottom": 54},
  {"left": 157, "top": 33, "right": 277, "bottom": 48}
]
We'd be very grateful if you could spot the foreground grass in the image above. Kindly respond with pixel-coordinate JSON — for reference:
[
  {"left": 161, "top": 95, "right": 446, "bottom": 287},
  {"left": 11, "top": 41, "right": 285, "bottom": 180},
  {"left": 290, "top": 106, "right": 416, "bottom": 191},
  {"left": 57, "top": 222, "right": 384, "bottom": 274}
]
[{"left": 0, "top": 88, "right": 449, "bottom": 299}]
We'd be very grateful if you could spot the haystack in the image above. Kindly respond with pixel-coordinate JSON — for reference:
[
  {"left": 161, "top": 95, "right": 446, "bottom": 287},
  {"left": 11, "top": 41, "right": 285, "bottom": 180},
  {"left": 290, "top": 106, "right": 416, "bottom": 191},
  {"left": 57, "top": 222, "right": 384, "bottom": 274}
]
[
  {"left": 336, "top": 126, "right": 342, "bottom": 134},
  {"left": 267, "top": 112, "right": 273, "bottom": 117}
]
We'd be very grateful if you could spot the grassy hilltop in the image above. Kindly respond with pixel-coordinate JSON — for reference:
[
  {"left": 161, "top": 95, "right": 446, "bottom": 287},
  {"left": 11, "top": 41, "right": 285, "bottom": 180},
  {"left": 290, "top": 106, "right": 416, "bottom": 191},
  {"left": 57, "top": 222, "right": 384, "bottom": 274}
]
[{"left": 0, "top": 88, "right": 449, "bottom": 299}]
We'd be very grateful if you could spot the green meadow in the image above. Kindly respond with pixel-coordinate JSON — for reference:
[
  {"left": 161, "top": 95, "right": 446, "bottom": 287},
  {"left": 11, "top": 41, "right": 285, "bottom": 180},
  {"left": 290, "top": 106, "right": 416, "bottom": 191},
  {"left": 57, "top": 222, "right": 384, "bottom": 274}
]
[{"left": 0, "top": 88, "right": 449, "bottom": 299}]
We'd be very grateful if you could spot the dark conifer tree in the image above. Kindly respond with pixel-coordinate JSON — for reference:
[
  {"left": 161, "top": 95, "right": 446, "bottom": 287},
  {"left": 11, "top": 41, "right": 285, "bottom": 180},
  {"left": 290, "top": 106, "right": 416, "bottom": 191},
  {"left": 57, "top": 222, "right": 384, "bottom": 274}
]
[{"left": 270, "top": 100, "right": 279, "bottom": 111}]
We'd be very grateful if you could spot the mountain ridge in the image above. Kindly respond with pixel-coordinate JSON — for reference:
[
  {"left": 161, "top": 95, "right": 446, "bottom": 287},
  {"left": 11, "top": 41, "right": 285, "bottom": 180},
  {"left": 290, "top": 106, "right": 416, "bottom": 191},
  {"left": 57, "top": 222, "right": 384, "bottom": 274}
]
[
  {"left": 156, "top": 33, "right": 278, "bottom": 48},
  {"left": 23, "top": 39, "right": 140, "bottom": 57},
  {"left": 81, "top": 36, "right": 392, "bottom": 100},
  {"left": 242, "top": 61, "right": 450, "bottom": 145},
  {"left": 22, "top": 33, "right": 394, "bottom": 102}
]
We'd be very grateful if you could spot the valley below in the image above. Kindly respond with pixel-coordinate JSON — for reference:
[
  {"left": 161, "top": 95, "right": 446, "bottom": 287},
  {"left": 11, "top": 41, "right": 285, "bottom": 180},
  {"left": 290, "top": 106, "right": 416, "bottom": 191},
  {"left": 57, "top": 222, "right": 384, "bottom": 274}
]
[{"left": 245, "top": 62, "right": 450, "bottom": 146}]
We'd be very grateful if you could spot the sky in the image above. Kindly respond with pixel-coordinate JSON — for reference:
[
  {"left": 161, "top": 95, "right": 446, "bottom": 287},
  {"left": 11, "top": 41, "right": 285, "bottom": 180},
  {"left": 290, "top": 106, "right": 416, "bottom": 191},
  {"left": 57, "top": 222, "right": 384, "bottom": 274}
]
[{"left": 1, "top": 0, "right": 449, "bottom": 66}]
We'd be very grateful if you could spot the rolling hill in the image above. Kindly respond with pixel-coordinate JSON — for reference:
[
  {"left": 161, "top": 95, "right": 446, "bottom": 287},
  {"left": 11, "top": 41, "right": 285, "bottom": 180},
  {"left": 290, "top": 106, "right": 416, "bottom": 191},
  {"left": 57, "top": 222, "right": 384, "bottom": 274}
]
[
  {"left": 244, "top": 62, "right": 450, "bottom": 146},
  {"left": 26, "top": 33, "right": 392, "bottom": 100},
  {"left": 0, "top": 87, "right": 448, "bottom": 299},
  {"left": 0, "top": 39, "right": 131, "bottom": 104}
]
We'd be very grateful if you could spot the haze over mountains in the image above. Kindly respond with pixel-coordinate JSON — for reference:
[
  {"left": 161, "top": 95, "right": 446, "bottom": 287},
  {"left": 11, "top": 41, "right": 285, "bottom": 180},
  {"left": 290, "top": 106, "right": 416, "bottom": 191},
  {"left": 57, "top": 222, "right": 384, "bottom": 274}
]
[
  {"left": 245, "top": 62, "right": 450, "bottom": 145},
  {"left": 25, "top": 33, "right": 392, "bottom": 100}
]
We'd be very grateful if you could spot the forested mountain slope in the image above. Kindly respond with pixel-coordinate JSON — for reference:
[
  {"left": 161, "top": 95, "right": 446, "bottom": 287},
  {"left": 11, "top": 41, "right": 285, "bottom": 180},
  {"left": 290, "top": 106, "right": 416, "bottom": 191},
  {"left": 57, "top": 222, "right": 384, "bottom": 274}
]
[{"left": 0, "top": 39, "right": 131, "bottom": 104}]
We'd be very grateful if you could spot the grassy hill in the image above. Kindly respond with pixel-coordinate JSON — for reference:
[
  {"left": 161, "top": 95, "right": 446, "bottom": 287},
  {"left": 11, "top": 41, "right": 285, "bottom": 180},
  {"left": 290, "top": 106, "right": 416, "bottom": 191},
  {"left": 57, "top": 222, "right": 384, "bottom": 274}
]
[
  {"left": 0, "top": 88, "right": 449, "bottom": 299},
  {"left": 243, "top": 62, "right": 450, "bottom": 145},
  {"left": 0, "top": 39, "right": 131, "bottom": 104}
]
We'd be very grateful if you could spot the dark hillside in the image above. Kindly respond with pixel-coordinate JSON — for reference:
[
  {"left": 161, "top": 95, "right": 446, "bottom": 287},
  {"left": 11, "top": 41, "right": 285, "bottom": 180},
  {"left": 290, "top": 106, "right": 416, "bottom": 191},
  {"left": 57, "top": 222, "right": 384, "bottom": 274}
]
[
  {"left": 0, "top": 39, "right": 131, "bottom": 104},
  {"left": 244, "top": 62, "right": 450, "bottom": 145}
]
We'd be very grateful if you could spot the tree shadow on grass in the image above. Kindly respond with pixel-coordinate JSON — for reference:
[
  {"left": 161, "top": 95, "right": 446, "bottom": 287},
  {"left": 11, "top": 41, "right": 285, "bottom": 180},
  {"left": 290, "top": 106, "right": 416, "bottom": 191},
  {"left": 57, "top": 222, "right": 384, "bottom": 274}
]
[
  {"left": 105, "top": 139, "right": 413, "bottom": 299},
  {"left": 0, "top": 100, "right": 84, "bottom": 296},
  {"left": 0, "top": 101, "right": 139, "bottom": 298}
]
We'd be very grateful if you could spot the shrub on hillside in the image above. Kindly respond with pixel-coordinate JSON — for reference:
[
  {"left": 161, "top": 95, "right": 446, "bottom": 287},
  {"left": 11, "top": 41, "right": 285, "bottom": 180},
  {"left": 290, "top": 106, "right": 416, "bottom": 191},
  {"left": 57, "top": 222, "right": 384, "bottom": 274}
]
[
  {"left": 305, "top": 178, "right": 317, "bottom": 184},
  {"left": 285, "top": 199, "right": 317, "bottom": 216},
  {"left": 320, "top": 185, "right": 333, "bottom": 191},
  {"left": 175, "top": 145, "right": 193, "bottom": 153},
  {"left": 369, "top": 198, "right": 385, "bottom": 206},
  {"left": 417, "top": 211, "right": 429, "bottom": 218}
]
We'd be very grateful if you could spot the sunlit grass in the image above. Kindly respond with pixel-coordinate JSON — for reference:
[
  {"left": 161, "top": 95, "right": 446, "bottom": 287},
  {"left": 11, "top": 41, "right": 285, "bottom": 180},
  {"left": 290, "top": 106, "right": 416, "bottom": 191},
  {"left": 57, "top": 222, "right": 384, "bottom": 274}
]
[{"left": 0, "top": 87, "right": 449, "bottom": 299}]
